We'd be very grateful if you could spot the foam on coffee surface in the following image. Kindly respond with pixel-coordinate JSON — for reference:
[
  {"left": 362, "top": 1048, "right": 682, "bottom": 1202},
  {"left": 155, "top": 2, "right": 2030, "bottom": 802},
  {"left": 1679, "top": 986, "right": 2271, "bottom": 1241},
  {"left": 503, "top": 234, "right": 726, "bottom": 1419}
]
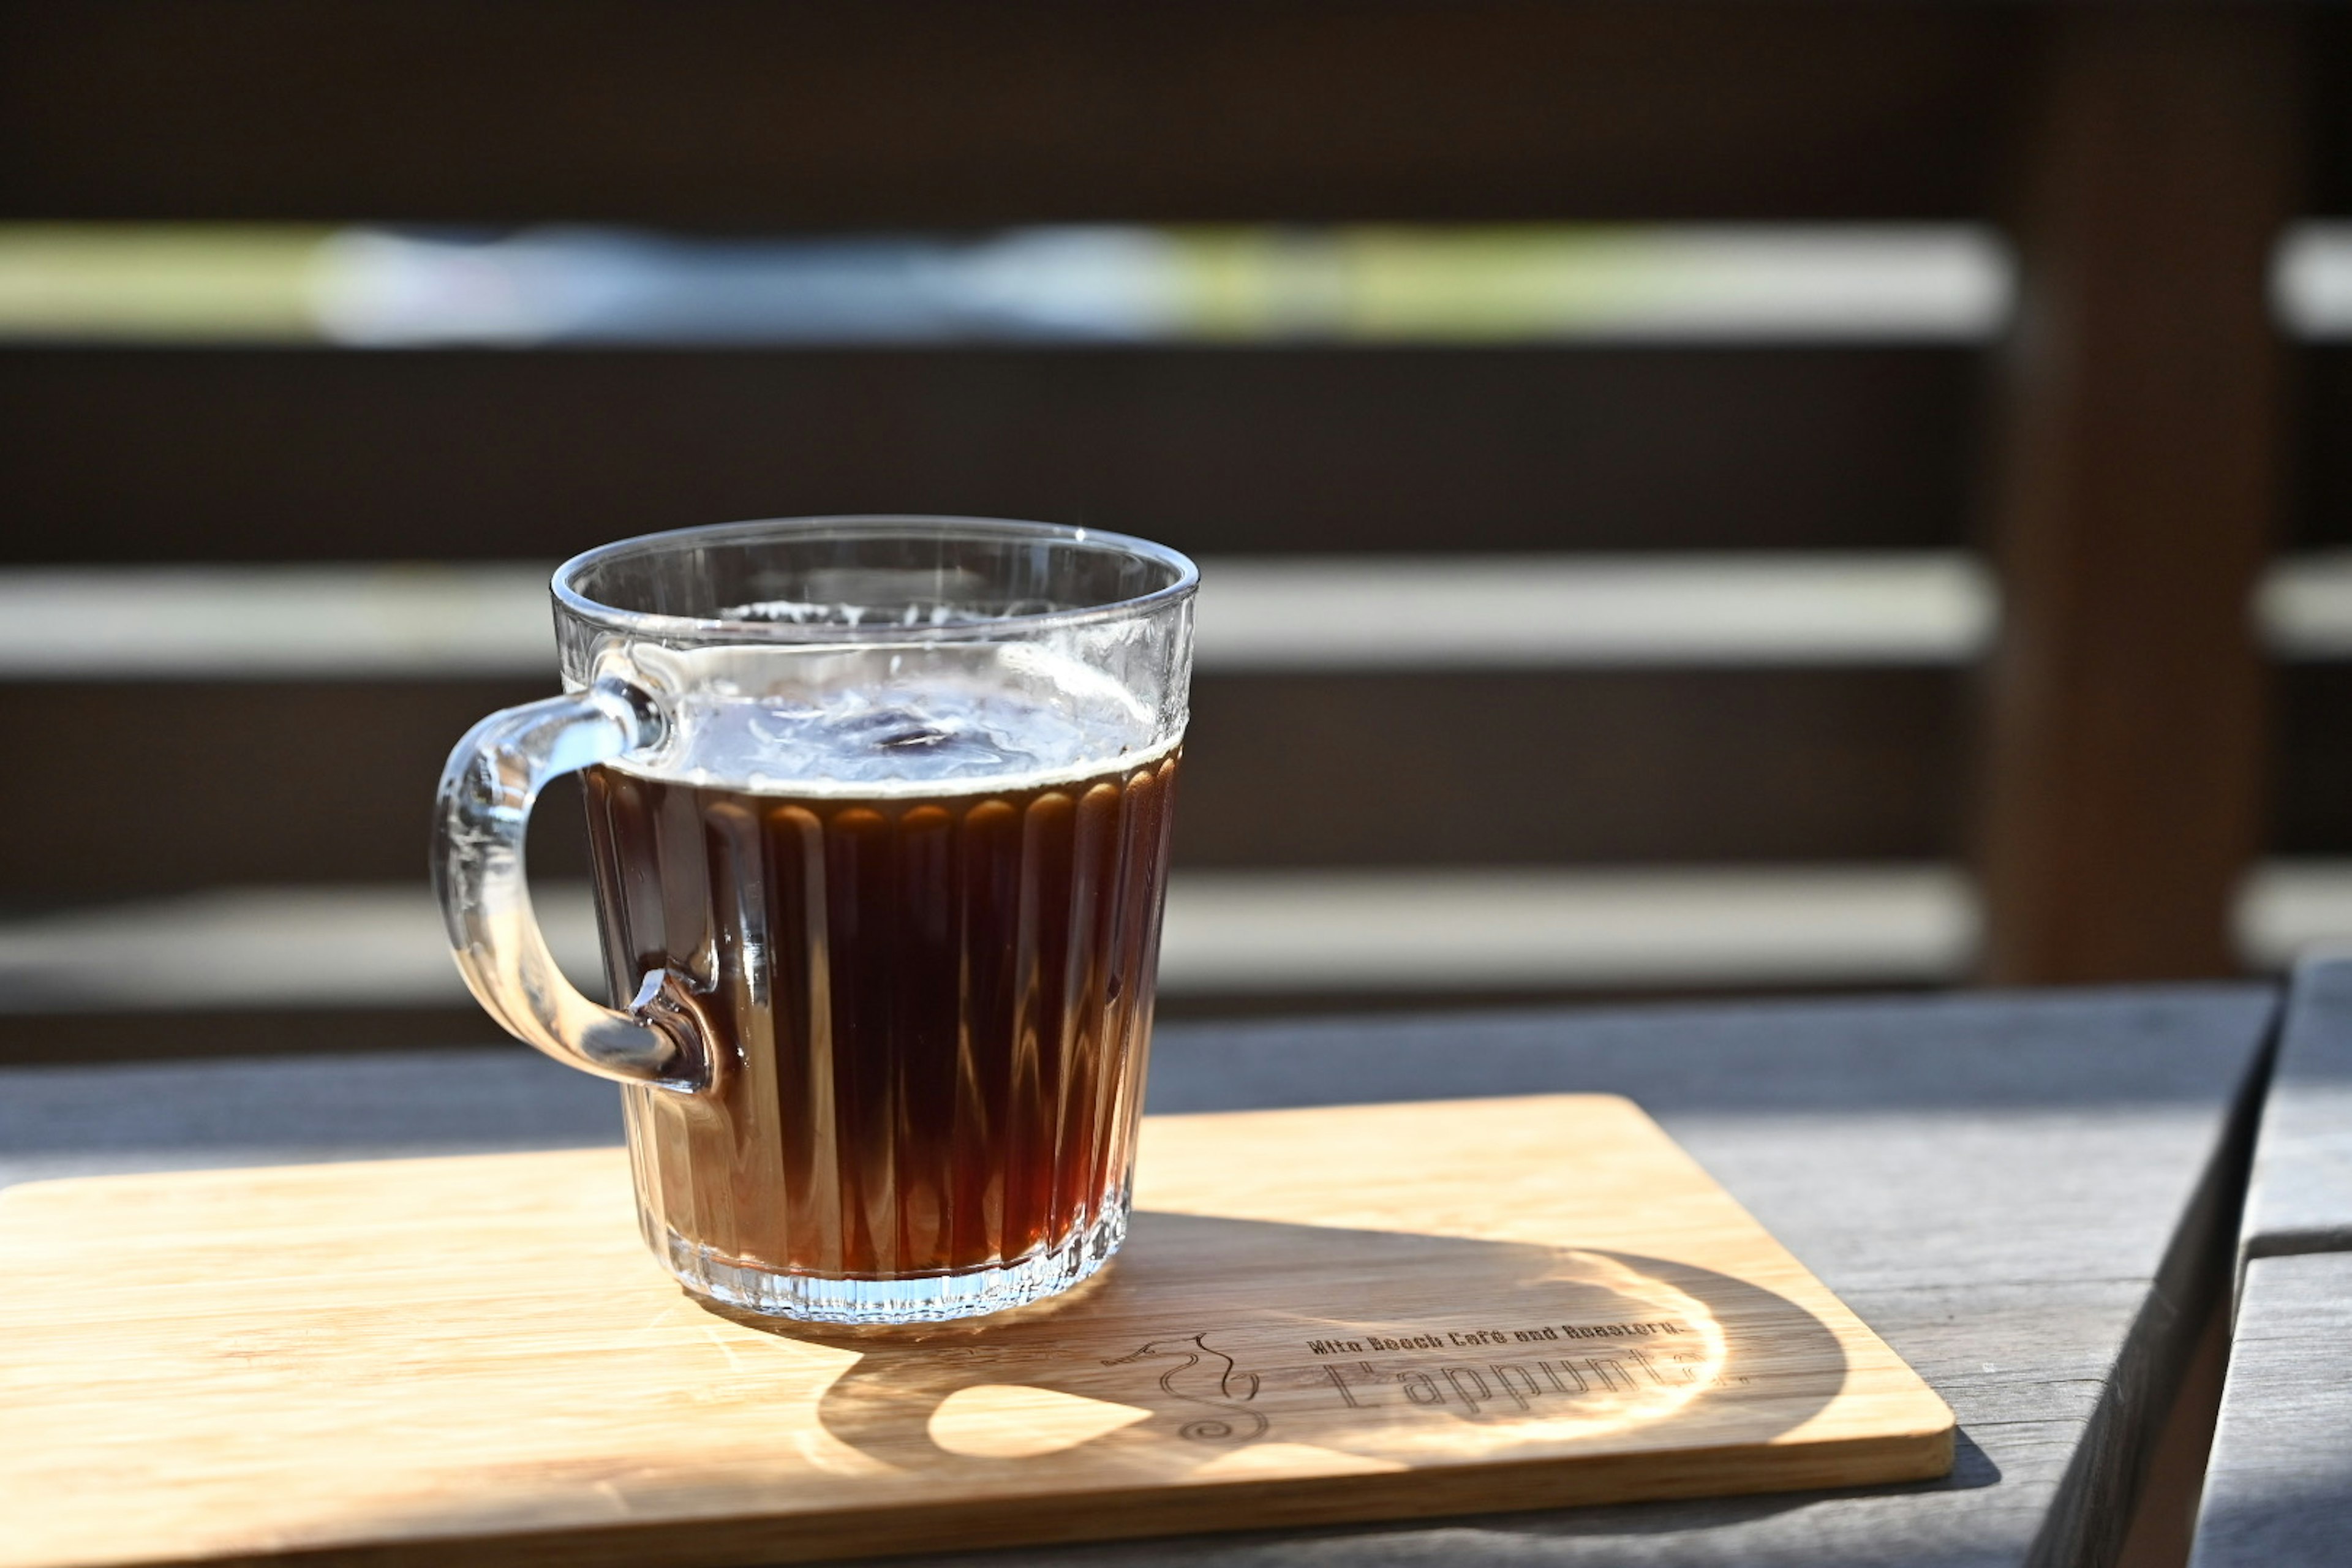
[{"left": 610, "top": 643, "right": 1173, "bottom": 798}]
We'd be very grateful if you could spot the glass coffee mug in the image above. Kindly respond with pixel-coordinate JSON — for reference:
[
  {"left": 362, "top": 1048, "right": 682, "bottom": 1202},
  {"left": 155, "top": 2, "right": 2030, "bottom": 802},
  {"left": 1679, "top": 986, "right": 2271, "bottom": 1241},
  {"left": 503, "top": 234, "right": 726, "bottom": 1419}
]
[{"left": 434, "top": 517, "right": 1195, "bottom": 1324}]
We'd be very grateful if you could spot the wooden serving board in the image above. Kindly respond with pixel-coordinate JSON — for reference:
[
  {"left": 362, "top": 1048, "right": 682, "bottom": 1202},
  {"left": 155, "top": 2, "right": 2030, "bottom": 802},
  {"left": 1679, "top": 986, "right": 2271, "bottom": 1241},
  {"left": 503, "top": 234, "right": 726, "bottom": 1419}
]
[{"left": 0, "top": 1095, "right": 1951, "bottom": 1567}]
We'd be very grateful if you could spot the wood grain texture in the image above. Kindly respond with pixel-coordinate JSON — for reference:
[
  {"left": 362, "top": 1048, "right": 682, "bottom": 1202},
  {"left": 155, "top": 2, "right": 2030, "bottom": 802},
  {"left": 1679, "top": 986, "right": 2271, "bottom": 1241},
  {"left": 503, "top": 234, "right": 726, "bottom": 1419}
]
[
  {"left": 2241, "top": 956, "right": 2352, "bottom": 1262},
  {"left": 0, "top": 986, "right": 2274, "bottom": 1566},
  {"left": 2190, "top": 1252, "right": 2352, "bottom": 1568},
  {"left": 0, "top": 1096, "right": 1950, "bottom": 1568}
]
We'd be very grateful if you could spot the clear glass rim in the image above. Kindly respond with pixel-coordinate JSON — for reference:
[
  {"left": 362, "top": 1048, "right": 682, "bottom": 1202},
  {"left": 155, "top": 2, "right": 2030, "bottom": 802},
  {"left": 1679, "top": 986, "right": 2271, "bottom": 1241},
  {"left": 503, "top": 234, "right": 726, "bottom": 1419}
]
[{"left": 553, "top": 515, "right": 1199, "bottom": 644}]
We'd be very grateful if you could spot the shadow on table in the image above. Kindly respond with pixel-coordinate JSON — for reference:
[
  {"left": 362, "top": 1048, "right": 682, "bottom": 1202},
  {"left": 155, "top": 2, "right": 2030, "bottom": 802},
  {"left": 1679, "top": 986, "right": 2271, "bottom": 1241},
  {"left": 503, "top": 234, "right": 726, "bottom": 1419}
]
[{"left": 874, "top": 1430, "right": 1998, "bottom": 1568}]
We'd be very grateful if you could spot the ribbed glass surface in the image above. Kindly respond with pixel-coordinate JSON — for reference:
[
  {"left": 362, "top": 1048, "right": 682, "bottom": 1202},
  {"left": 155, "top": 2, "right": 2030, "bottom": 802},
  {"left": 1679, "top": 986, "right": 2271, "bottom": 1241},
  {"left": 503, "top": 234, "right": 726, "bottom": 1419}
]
[{"left": 588, "top": 751, "right": 1178, "bottom": 1322}]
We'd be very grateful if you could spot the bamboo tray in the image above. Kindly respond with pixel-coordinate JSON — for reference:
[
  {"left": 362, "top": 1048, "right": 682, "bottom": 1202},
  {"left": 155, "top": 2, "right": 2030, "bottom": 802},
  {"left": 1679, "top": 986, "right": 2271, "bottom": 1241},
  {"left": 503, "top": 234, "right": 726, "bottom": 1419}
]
[{"left": 0, "top": 1093, "right": 1952, "bottom": 1567}]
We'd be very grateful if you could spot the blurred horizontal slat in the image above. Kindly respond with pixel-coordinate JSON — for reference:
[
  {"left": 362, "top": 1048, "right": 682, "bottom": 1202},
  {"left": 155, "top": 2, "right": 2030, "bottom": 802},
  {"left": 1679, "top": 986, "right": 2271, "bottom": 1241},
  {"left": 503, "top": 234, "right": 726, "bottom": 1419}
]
[
  {"left": 2241, "top": 552, "right": 2352, "bottom": 660},
  {"left": 2260, "top": 551, "right": 2352, "bottom": 656},
  {"left": 0, "top": 867, "right": 1979, "bottom": 1014},
  {"left": 1208, "top": 555, "right": 1989, "bottom": 667},
  {"left": 0, "top": 886, "right": 549, "bottom": 1012},
  {"left": 1182, "top": 669, "right": 1958, "bottom": 867},
  {"left": 0, "top": 565, "right": 552, "bottom": 679},
  {"left": 0, "top": 3, "right": 2014, "bottom": 224},
  {"left": 0, "top": 555, "right": 1995, "bottom": 679},
  {"left": 2272, "top": 224, "right": 2352, "bottom": 339},
  {"left": 0, "top": 680, "right": 557, "bottom": 893},
  {"left": 63, "top": 851, "right": 2352, "bottom": 1014},
  {"left": 0, "top": 224, "right": 2013, "bottom": 347},
  {"left": 1167, "top": 866, "right": 1977, "bottom": 990},
  {"left": 0, "top": 670, "right": 1961, "bottom": 895},
  {"left": 0, "top": 348, "right": 1975, "bottom": 561},
  {"left": 2239, "top": 861, "right": 2352, "bottom": 969},
  {"left": 62, "top": 852, "right": 2352, "bottom": 1038}
]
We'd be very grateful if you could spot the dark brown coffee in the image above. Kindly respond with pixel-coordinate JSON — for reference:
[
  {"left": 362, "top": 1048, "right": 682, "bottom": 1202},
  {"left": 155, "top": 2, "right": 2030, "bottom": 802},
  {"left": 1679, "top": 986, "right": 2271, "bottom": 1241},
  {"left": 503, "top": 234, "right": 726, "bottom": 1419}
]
[{"left": 581, "top": 748, "right": 1179, "bottom": 1289}]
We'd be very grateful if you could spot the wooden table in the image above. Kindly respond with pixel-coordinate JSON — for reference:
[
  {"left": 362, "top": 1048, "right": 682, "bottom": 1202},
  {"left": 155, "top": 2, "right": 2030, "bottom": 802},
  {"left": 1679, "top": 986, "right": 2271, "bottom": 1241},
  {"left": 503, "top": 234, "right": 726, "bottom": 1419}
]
[
  {"left": 2191, "top": 958, "right": 2352, "bottom": 1568},
  {"left": 1, "top": 986, "right": 2274, "bottom": 1567}
]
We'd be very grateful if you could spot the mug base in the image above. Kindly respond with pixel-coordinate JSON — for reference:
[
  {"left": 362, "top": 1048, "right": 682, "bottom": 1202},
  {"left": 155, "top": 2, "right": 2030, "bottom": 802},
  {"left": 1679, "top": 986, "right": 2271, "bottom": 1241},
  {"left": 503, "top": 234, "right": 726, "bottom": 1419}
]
[{"left": 658, "top": 1204, "right": 1129, "bottom": 1324}]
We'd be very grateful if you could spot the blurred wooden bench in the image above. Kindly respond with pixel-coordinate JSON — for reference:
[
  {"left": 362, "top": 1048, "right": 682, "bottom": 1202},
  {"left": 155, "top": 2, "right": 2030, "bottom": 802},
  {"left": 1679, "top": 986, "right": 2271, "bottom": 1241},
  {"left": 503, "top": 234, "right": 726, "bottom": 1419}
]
[{"left": 0, "top": 2, "right": 2332, "bottom": 1054}]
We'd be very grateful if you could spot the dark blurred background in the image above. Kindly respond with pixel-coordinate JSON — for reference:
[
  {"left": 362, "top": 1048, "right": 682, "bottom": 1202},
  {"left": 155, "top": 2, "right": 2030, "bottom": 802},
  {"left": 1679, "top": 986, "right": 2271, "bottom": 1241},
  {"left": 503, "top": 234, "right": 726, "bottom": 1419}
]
[{"left": 3, "top": 1, "right": 2349, "bottom": 1061}]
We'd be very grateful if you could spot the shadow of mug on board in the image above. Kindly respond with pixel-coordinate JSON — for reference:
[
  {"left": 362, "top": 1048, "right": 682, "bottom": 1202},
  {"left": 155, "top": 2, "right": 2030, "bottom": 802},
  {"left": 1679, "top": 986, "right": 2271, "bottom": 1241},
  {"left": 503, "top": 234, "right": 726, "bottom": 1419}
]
[{"left": 690, "top": 1211, "right": 1853, "bottom": 1479}]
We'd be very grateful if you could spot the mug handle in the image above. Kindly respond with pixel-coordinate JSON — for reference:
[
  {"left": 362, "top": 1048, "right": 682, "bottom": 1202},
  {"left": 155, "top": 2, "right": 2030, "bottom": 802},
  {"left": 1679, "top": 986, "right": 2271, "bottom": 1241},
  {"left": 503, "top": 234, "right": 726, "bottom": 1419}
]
[{"left": 432, "top": 676, "right": 720, "bottom": 1093}]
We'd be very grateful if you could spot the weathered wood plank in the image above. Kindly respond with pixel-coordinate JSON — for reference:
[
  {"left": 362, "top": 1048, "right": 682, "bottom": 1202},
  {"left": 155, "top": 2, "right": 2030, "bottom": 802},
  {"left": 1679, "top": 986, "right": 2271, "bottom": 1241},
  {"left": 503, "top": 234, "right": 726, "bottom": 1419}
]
[
  {"left": 0, "top": 2, "right": 2013, "bottom": 224},
  {"left": 0, "top": 669, "right": 1961, "bottom": 897},
  {"left": 2267, "top": 666, "right": 2352, "bottom": 856},
  {"left": 0, "top": 349, "right": 1973, "bottom": 565},
  {"left": 2190, "top": 1251, "right": 2352, "bottom": 1568},
  {"left": 2290, "top": 348, "right": 2352, "bottom": 550},
  {"left": 2307, "top": 12, "right": 2352, "bottom": 221},
  {"left": 2241, "top": 957, "right": 2352, "bottom": 1261},
  {"left": 0, "top": 987, "right": 2275, "bottom": 1566}
]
